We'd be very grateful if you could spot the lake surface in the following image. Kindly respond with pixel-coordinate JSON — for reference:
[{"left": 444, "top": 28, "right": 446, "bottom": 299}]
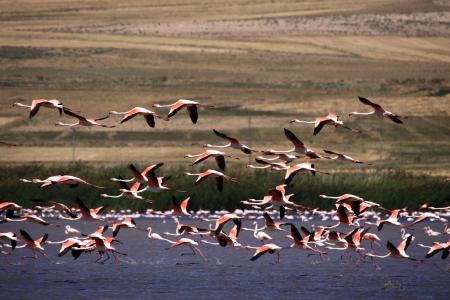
[{"left": 0, "top": 217, "right": 449, "bottom": 299}]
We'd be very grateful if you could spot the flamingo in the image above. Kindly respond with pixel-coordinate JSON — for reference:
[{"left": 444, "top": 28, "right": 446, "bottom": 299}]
[
  {"left": 417, "top": 240, "right": 450, "bottom": 259},
  {"left": 0, "top": 232, "right": 17, "bottom": 250},
  {"left": 64, "top": 225, "right": 83, "bottom": 237},
  {"left": 267, "top": 129, "right": 321, "bottom": 159},
  {"left": 201, "top": 224, "right": 246, "bottom": 249},
  {"left": 362, "top": 233, "right": 381, "bottom": 250},
  {"left": 153, "top": 99, "right": 214, "bottom": 124},
  {"left": 203, "top": 129, "right": 256, "bottom": 154},
  {"left": 290, "top": 113, "right": 359, "bottom": 135},
  {"left": 319, "top": 194, "right": 364, "bottom": 204},
  {"left": 20, "top": 174, "right": 104, "bottom": 189},
  {"left": 163, "top": 221, "right": 209, "bottom": 237},
  {"left": 408, "top": 212, "right": 446, "bottom": 226},
  {"left": 55, "top": 108, "right": 114, "bottom": 128},
  {"left": 349, "top": 96, "right": 406, "bottom": 124},
  {"left": 373, "top": 209, "right": 406, "bottom": 231},
  {"left": 101, "top": 179, "right": 153, "bottom": 204},
  {"left": 41, "top": 200, "right": 79, "bottom": 219},
  {"left": 46, "top": 237, "right": 87, "bottom": 257},
  {"left": 75, "top": 197, "right": 107, "bottom": 221},
  {"left": 0, "top": 201, "right": 22, "bottom": 212},
  {"left": 108, "top": 107, "right": 168, "bottom": 128},
  {"left": 85, "top": 236, "right": 127, "bottom": 264},
  {"left": 184, "top": 150, "right": 240, "bottom": 171},
  {"left": 323, "top": 149, "right": 368, "bottom": 164},
  {"left": 150, "top": 233, "right": 207, "bottom": 261},
  {"left": 185, "top": 169, "right": 238, "bottom": 192},
  {"left": 114, "top": 163, "right": 182, "bottom": 193},
  {"left": 258, "top": 151, "right": 299, "bottom": 163},
  {"left": 282, "top": 223, "right": 325, "bottom": 255},
  {"left": 112, "top": 217, "right": 137, "bottom": 237},
  {"left": 171, "top": 196, "right": 191, "bottom": 216},
  {"left": 213, "top": 214, "right": 242, "bottom": 237},
  {"left": 13, "top": 99, "right": 64, "bottom": 119},
  {"left": 365, "top": 234, "right": 419, "bottom": 261},
  {"left": 3, "top": 210, "right": 59, "bottom": 227},
  {"left": 325, "top": 227, "right": 369, "bottom": 257},
  {"left": 249, "top": 243, "right": 284, "bottom": 262},
  {"left": 16, "top": 229, "right": 48, "bottom": 259},
  {"left": 246, "top": 157, "right": 288, "bottom": 171},
  {"left": 242, "top": 221, "right": 272, "bottom": 243},
  {"left": 323, "top": 205, "right": 359, "bottom": 229},
  {"left": 0, "top": 141, "right": 17, "bottom": 147},
  {"left": 284, "top": 162, "right": 329, "bottom": 185},
  {"left": 261, "top": 212, "right": 288, "bottom": 232}
]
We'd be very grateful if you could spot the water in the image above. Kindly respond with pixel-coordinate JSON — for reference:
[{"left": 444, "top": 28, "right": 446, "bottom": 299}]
[{"left": 0, "top": 218, "right": 449, "bottom": 299}]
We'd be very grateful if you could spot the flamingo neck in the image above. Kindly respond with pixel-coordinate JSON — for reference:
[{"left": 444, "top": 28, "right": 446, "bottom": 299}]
[
  {"left": 349, "top": 111, "right": 375, "bottom": 116},
  {"left": 56, "top": 121, "right": 78, "bottom": 127},
  {"left": 13, "top": 102, "right": 31, "bottom": 108}
]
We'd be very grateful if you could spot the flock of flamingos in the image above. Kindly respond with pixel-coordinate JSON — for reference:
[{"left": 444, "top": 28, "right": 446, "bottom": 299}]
[{"left": 0, "top": 97, "right": 449, "bottom": 266}]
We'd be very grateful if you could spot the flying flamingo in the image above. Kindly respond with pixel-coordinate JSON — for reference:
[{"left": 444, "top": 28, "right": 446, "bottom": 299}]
[
  {"left": 365, "top": 234, "right": 419, "bottom": 261},
  {"left": 20, "top": 174, "right": 104, "bottom": 189},
  {"left": 319, "top": 194, "right": 364, "bottom": 204},
  {"left": 0, "top": 141, "right": 17, "bottom": 147},
  {"left": 76, "top": 197, "right": 107, "bottom": 221},
  {"left": 201, "top": 225, "right": 247, "bottom": 249},
  {"left": 290, "top": 113, "right": 359, "bottom": 135},
  {"left": 408, "top": 212, "right": 445, "bottom": 227},
  {"left": 0, "top": 232, "right": 17, "bottom": 250},
  {"left": 13, "top": 99, "right": 64, "bottom": 119},
  {"left": 109, "top": 107, "right": 168, "bottom": 128},
  {"left": 249, "top": 243, "right": 284, "bottom": 262},
  {"left": 242, "top": 221, "right": 272, "bottom": 244},
  {"left": 246, "top": 157, "right": 288, "bottom": 171},
  {"left": 16, "top": 229, "right": 48, "bottom": 259},
  {"left": 213, "top": 213, "right": 242, "bottom": 237},
  {"left": 284, "top": 162, "right": 329, "bottom": 185},
  {"left": 150, "top": 234, "right": 207, "bottom": 261},
  {"left": 112, "top": 217, "right": 137, "bottom": 237},
  {"left": 0, "top": 201, "right": 22, "bottom": 212},
  {"left": 184, "top": 150, "right": 240, "bottom": 171},
  {"left": 282, "top": 223, "right": 325, "bottom": 255},
  {"left": 267, "top": 129, "right": 322, "bottom": 159},
  {"left": 203, "top": 129, "right": 256, "bottom": 154},
  {"left": 372, "top": 209, "right": 406, "bottom": 231},
  {"left": 185, "top": 169, "right": 238, "bottom": 192},
  {"left": 260, "top": 212, "right": 288, "bottom": 232},
  {"left": 46, "top": 237, "right": 87, "bottom": 257},
  {"left": 153, "top": 99, "right": 214, "bottom": 124},
  {"left": 113, "top": 163, "right": 183, "bottom": 193},
  {"left": 101, "top": 178, "right": 154, "bottom": 204},
  {"left": 258, "top": 151, "right": 299, "bottom": 163},
  {"left": 323, "top": 149, "right": 369, "bottom": 164},
  {"left": 323, "top": 205, "right": 359, "bottom": 229},
  {"left": 417, "top": 240, "right": 450, "bottom": 259},
  {"left": 3, "top": 210, "right": 59, "bottom": 227},
  {"left": 349, "top": 96, "right": 406, "bottom": 124},
  {"left": 55, "top": 108, "right": 114, "bottom": 128},
  {"left": 171, "top": 196, "right": 191, "bottom": 216}
]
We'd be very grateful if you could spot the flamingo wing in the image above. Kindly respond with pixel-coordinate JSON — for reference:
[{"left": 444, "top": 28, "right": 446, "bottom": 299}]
[
  {"left": 144, "top": 114, "right": 156, "bottom": 127},
  {"left": 358, "top": 96, "right": 382, "bottom": 110},
  {"left": 284, "top": 128, "right": 305, "bottom": 148},
  {"left": 187, "top": 105, "right": 198, "bottom": 124},
  {"left": 213, "top": 129, "right": 239, "bottom": 144}
]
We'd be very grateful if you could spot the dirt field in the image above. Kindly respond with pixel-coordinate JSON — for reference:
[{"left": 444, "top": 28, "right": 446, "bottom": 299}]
[{"left": 0, "top": 0, "right": 449, "bottom": 175}]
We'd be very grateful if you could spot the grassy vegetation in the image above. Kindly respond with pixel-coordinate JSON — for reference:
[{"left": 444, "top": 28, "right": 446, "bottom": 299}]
[{"left": 1, "top": 163, "right": 448, "bottom": 212}]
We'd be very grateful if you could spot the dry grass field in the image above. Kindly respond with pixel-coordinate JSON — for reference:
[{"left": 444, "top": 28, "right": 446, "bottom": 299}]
[{"left": 0, "top": 0, "right": 449, "bottom": 175}]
